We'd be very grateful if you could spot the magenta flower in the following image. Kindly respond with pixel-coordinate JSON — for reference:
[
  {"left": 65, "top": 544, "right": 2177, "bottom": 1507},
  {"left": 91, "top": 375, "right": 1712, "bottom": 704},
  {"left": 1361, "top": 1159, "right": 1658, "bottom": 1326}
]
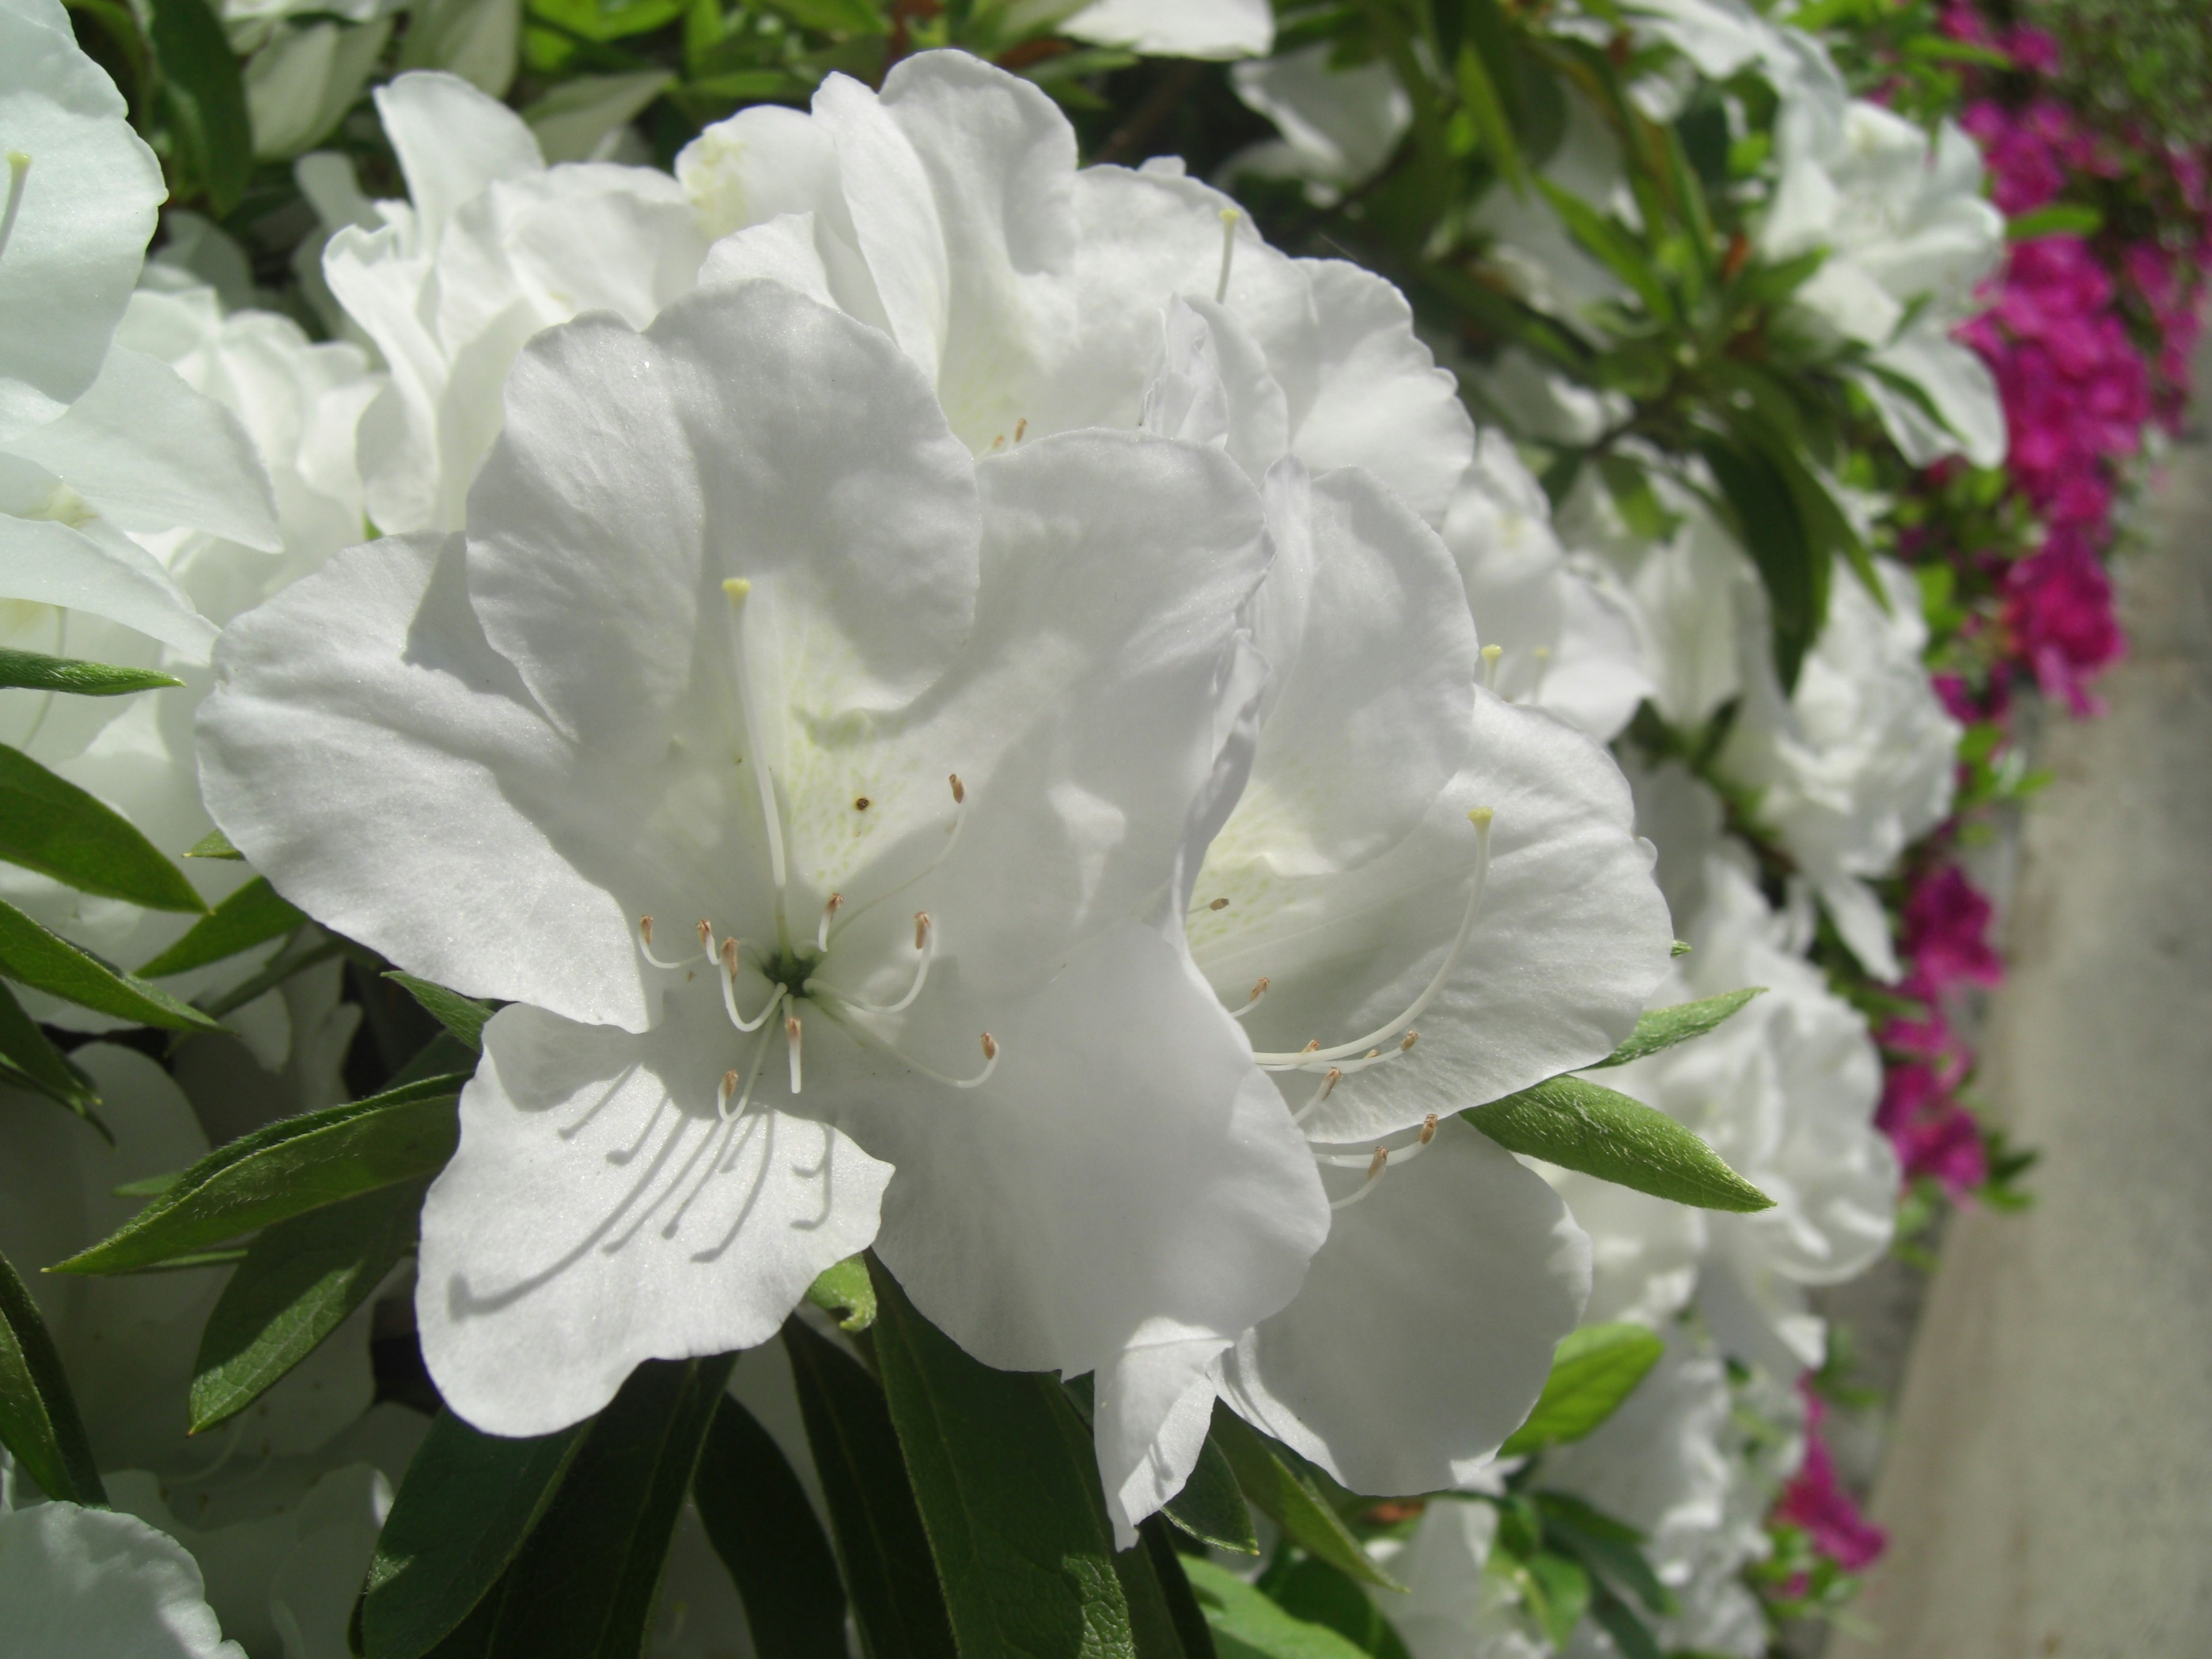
[
  {"left": 1900, "top": 866, "right": 2006, "bottom": 992},
  {"left": 1774, "top": 1391, "right": 1888, "bottom": 1572},
  {"left": 2004, "top": 533, "right": 2124, "bottom": 715}
]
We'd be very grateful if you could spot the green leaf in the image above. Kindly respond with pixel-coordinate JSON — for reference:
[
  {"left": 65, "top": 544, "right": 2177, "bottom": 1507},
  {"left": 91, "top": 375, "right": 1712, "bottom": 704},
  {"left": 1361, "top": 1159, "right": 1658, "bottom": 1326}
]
[
  {"left": 138, "top": 877, "right": 304, "bottom": 978},
  {"left": 1181, "top": 1559, "right": 1370, "bottom": 1659},
  {"left": 144, "top": 0, "right": 252, "bottom": 213},
  {"left": 756, "top": 0, "right": 886, "bottom": 33},
  {"left": 783, "top": 1316, "right": 958, "bottom": 1659},
  {"left": 2007, "top": 202, "right": 2103, "bottom": 240},
  {"left": 186, "top": 828, "right": 245, "bottom": 860},
  {"left": 188, "top": 1181, "right": 422, "bottom": 1433},
  {"left": 1519, "top": 1552, "right": 1589, "bottom": 1649},
  {"left": 805, "top": 1253, "right": 876, "bottom": 1332},
  {"left": 1264, "top": 1558, "right": 1411, "bottom": 1659},
  {"left": 0, "top": 978, "right": 101, "bottom": 1127},
  {"left": 1690, "top": 435, "right": 1820, "bottom": 691},
  {"left": 1532, "top": 177, "right": 1674, "bottom": 322},
  {"left": 528, "top": 0, "right": 688, "bottom": 40},
  {"left": 54, "top": 1075, "right": 466, "bottom": 1275},
  {"left": 1593, "top": 989, "right": 1762, "bottom": 1068},
  {"left": 1586, "top": 1582, "right": 1662, "bottom": 1659},
  {"left": 693, "top": 1395, "right": 849, "bottom": 1659},
  {"left": 363, "top": 1412, "right": 586, "bottom": 1659},
  {"left": 1671, "top": 941, "right": 1692, "bottom": 958},
  {"left": 868, "top": 1258, "right": 1139, "bottom": 1659},
  {"left": 1455, "top": 43, "right": 1524, "bottom": 188},
  {"left": 1498, "top": 1325, "right": 1666, "bottom": 1456},
  {"left": 0, "top": 745, "right": 204, "bottom": 912},
  {"left": 0, "top": 647, "right": 181, "bottom": 697},
  {"left": 0, "top": 896, "right": 221, "bottom": 1031},
  {"left": 484, "top": 1354, "right": 738, "bottom": 1657},
  {"left": 1162, "top": 1430, "right": 1259, "bottom": 1556},
  {"left": 1139, "top": 1521, "right": 1217, "bottom": 1659},
  {"left": 384, "top": 973, "right": 494, "bottom": 1052},
  {"left": 1532, "top": 1493, "right": 1673, "bottom": 1616},
  {"left": 1464, "top": 1076, "right": 1774, "bottom": 1213},
  {"left": 1210, "top": 1409, "right": 1403, "bottom": 1592},
  {"left": 0, "top": 1247, "right": 105, "bottom": 1506}
]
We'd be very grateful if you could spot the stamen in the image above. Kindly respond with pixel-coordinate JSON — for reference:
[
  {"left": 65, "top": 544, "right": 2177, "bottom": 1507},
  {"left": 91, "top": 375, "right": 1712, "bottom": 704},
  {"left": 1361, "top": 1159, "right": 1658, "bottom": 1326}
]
[
  {"left": 1402, "top": 1031, "right": 1419, "bottom": 1051},
  {"left": 1214, "top": 206, "right": 1241, "bottom": 304},
  {"left": 949, "top": 773, "right": 964, "bottom": 804},
  {"left": 785, "top": 1014, "right": 804, "bottom": 1095},
  {"left": 813, "top": 912, "right": 935, "bottom": 1016},
  {"left": 1255, "top": 808, "right": 1494, "bottom": 1070},
  {"left": 718, "top": 1070, "right": 740, "bottom": 1111},
  {"left": 1329, "top": 1147, "right": 1390, "bottom": 1210},
  {"left": 718, "top": 942, "right": 783, "bottom": 1032},
  {"left": 817, "top": 894, "right": 842, "bottom": 952},
  {"left": 698, "top": 918, "right": 717, "bottom": 965},
  {"left": 1013, "top": 419, "right": 1027, "bottom": 444},
  {"left": 1207, "top": 897, "right": 1229, "bottom": 911},
  {"left": 1480, "top": 643, "right": 1503, "bottom": 691},
  {"left": 823, "top": 778, "right": 968, "bottom": 944},
  {"left": 637, "top": 915, "right": 692, "bottom": 970},
  {"left": 0, "top": 153, "right": 28, "bottom": 266},
  {"left": 722, "top": 578, "right": 790, "bottom": 930},
  {"left": 718, "top": 1013, "right": 782, "bottom": 1123},
  {"left": 830, "top": 1004, "right": 1001, "bottom": 1089},
  {"left": 1229, "top": 976, "right": 1270, "bottom": 1021},
  {"left": 1290, "top": 1067, "right": 1343, "bottom": 1126}
]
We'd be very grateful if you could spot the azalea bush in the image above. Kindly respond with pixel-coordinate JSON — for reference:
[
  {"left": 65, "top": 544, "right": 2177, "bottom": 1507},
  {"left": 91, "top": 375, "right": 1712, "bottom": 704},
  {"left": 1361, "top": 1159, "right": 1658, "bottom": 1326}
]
[{"left": 0, "top": 0, "right": 2200, "bottom": 1655}]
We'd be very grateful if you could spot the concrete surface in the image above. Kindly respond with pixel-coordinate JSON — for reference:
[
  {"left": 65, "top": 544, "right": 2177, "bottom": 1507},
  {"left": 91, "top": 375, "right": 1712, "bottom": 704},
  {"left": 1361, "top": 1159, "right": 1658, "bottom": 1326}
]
[{"left": 1829, "top": 376, "right": 2212, "bottom": 1656}]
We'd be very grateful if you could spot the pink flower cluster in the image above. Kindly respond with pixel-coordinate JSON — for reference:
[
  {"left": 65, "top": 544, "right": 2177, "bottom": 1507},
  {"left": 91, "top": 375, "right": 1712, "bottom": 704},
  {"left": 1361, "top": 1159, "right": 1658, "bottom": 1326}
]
[
  {"left": 1774, "top": 1391, "right": 1888, "bottom": 1573},
  {"left": 1875, "top": 866, "right": 2003, "bottom": 1196}
]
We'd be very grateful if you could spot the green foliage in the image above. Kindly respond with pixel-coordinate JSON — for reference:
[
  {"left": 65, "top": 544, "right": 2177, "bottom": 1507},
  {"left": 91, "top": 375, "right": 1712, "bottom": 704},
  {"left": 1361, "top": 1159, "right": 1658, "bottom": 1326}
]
[
  {"left": 1464, "top": 1075, "right": 1775, "bottom": 1212},
  {"left": 142, "top": 0, "right": 253, "bottom": 211},
  {"left": 385, "top": 972, "right": 495, "bottom": 1051},
  {"left": 1160, "top": 1427, "right": 1260, "bottom": 1556},
  {"left": 0, "top": 647, "right": 182, "bottom": 697},
  {"left": 1182, "top": 1558, "right": 1372, "bottom": 1659},
  {"left": 0, "top": 1248, "right": 107, "bottom": 1506},
  {"left": 188, "top": 1181, "right": 423, "bottom": 1431},
  {"left": 138, "top": 877, "right": 305, "bottom": 976},
  {"left": 693, "top": 1395, "right": 850, "bottom": 1659},
  {"left": 0, "top": 979, "right": 103, "bottom": 1128},
  {"left": 54, "top": 1075, "right": 466, "bottom": 1274},
  {"left": 1497, "top": 1324, "right": 1666, "bottom": 1456},
  {"left": 1210, "top": 1408, "right": 1404, "bottom": 1592},
  {"left": 805, "top": 1253, "right": 878, "bottom": 1331},
  {"left": 1594, "top": 988, "right": 1763, "bottom": 1068},
  {"left": 0, "top": 895, "right": 221, "bottom": 1032}
]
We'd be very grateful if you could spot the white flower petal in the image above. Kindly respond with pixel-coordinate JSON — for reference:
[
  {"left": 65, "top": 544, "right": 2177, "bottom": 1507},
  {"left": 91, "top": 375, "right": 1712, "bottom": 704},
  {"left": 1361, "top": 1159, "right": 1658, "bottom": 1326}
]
[{"left": 0, "top": 1504, "right": 244, "bottom": 1658}]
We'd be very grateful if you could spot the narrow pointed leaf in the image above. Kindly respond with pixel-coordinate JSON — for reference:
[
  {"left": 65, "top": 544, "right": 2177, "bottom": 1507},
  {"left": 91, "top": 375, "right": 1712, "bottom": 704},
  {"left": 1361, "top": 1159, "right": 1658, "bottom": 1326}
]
[
  {"left": 0, "top": 896, "right": 221, "bottom": 1030},
  {"left": 188, "top": 1181, "right": 422, "bottom": 1432},
  {"left": 1139, "top": 1521, "right": 1215, "bottom": 1659},
  {"left": 1524, "top": 1552, "right": 1589, "bottom": 1649},
  {"left": 867, "top": 1259, "right": 1138, "bottom": 1659},
  {"left": 0, "top": 1248, "right": 105, "bottom": 1505},
  {"left": 1464, "top": 1076, "right": 1774, "bottom": 1213},
  {"left": 486, "top": 1354, "right": 738, "bottom": 1658},
  {"left": 384, "top": 972, "right": 494, "bottom": 1051},
  {"left": 784, "top": 1316, "right": 957, "bottom": 1659},
  {"left": 187, "top": 828, "right": 245, "bottom": 860},
  {"left": 54, "top": 1075, "right": 467, "bottom": 1274},
  {"left": 138, "top": 877, "right": 305, "bottom": 977},
  {"left": 145, "top": 0, "right": 252, "bottom": 213},
  {"left": 1533, "top": 1493, "right": 1674, "bottom": 1616},
  {"left": 1162, "top": 1430, "right": 1259, "bottom": 1555},
  {"left": 1498, "top": 1324, "right": 1665, "bottom": 1456},
  {"left": 0, "top": 647, "right": 183, "bottom": 696},
  {"left": 1594, "top": 990, "right": 1762, "bottom": 1068},
  {"left": 0, "top": 978, "right": 101, "bottom": 1126},
  {"left": 694, "top": 1395, "right": 848, "bottom": 1659},
  {"left": 363, "top": 1411, "right": 588, "bottom": 1659},
  {"left": 1264, "top": 1558, "right": 1411, "bottom": 1659},
  {"left": 1180, "top": 1559, "right": 1369, "bottom": 1659},
  {"left": 1587, "top": 1584, "right": 1663, "bottom": 1659},
  {"left": 1210, "top": 1410, "right": 1403, "bottom": 1592},
  {"left": 0, "top": 745, "right": 204, "bottom": 911}
]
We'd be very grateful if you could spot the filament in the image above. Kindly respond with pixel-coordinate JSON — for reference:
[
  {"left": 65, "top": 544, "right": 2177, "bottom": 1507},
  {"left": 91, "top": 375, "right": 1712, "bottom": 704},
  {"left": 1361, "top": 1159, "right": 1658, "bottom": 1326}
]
[
  {"left": 1228, "top": 976, "right": 1269, "bottom": 1021},
  {"left": 719, "top": 1011, "right": 782, "bottom": 1123},
  {"left": 1253, "top": 809, "right": 1494, "bottom": 1070},
  {"left": 1214, "top": 207, "right": 1241, "bottom": 304},
  {"left": 1290, "top": 1067, "right": 1342, "bottom": 1126},
  {"left": 824, "top": 774, "right": 967, "bottom": 945},
  {"left": 635, "top": 915, "right": 694, "bottom": 971},
  {"left": 785, "top": 1014, "right": 804, "bottom": 1095},
  {"left": 719, "top": 946, "right": 784, "bottom": 1032},
  {"left": 0, "top": 153, "right": 28, "bottom": 267},
  {"left": 1329, "top": 1146, "right": 1389, "bottom": 1210},
  {"left": 816, "top": 912, "right": 934, "bottom": 1016}
]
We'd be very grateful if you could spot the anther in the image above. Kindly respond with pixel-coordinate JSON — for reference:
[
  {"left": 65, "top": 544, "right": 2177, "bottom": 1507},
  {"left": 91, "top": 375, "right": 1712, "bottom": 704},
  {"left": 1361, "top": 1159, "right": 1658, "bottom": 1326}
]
[
  {"left": 1401, "top": 1031, "right": 1418, "bottom": 1051},
  {"left": 1302, "top": 1039, "right": 1321, "bottom": 1054},
  {"left": 1208, "top": 897, "right": 1229, "bottom": 911},
  {"left": 723, "top": 578, "right": 751, "bottom": 604},
  {"left": 949, "top": 772, "right": 965, "bottom": 804},
  {"left": 0, "top": 153, "right": 28, "bottom": 267},
  {"left": 915, "top": 912, "right": 931, "bottom": 950},
  {"left": 1480, "top": 643, "right": 1503, "bottom": 691},
  {"left": 1013, "top": 419, "right": 1027, "bottom": 443},
  {"left": 817, "top": 893, "right": 843, "bottom": 952},
  {"left": 719, "top": 1069, "right": 740, "bottom": 1108},
  {"left": 638, "top": 915, "right": 692, "bottom": 969},
  {"left": 1330, "top": 1146, "right": 1390, "bottom": 1211},
  {"left": 1291, "top": 1066, "right": 1343, "bottom": 1127},
  {"left": 990, "top": 434, "right": 1006, "bottom": 451},
  {"left": 1229, "top": 976, "right": 1270, "bottom": 1020},
  {"left": 855, "top": 796, "right": 871, "bottom": 811},
  {"left": 980, "top": 1033, "right": 998, "bottom": 1061},
  {"left": 786, "top": 1014, "right": 804, "bottom": 1094},
  {"left": 1418, "top": 1113, "right": 1438, "bottom": 1145},
  {"left": 1215, "top": 206, "right": 1242, "bottom": 304}
]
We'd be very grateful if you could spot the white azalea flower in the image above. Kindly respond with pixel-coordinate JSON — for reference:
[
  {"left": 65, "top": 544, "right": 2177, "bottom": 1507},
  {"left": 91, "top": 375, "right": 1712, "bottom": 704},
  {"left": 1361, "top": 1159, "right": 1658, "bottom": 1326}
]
[
  {"left": 1059, "top": 0, "right": 1273, "bottom": 60},
  {"left": 322, "top": 70, "right": 707, "bottom": 534},
  {"left": 0, "top": 1502, "right": 244, "bottom": 1658},
  {"left": 1759, "top": 33, "right": 2007, "bottom": 468},
  {"left": 1549, "top": 763, "right": 1897, "bottom": 1376},
  {"left": 1135, "top": 306, "right": 1671, "bottom": 1503},
  {"left": 0, "top": 0, "right": 281, "bottom": 660},
  {"left": 1442, "top": 430, "right": 1650, "bottom": 742},
  {"left": 199, "top": 282, "right": 1328, "bottom": 1535},
  {"left": 7, "top": 281, "right": 381, "bottom": 1033},
  {"left": 1391, "top": 1499, "right": 1551, "bottom": 1659},
  {"left": 1714, "top": 558, "right": 1959, "bottom": 980},
  {"left": 1225, "top": 44, "right": 1411, "bottom": 204},
  {"left": 680, "top": 51, "right": 1474, "bottom": 527},
  {"left": 0, "top": 1044, "right": 380, "bottom": 1477}
]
